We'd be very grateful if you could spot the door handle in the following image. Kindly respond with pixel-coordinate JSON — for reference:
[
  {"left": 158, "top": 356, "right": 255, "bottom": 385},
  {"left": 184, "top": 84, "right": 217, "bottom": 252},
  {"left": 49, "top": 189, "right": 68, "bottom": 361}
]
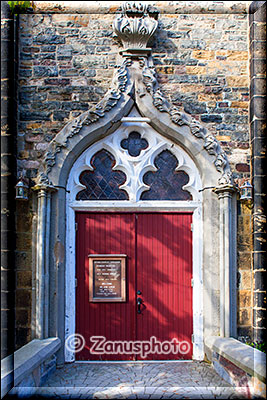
[{"left": 137, "top": 297, "right": 143, "bottom": 314}]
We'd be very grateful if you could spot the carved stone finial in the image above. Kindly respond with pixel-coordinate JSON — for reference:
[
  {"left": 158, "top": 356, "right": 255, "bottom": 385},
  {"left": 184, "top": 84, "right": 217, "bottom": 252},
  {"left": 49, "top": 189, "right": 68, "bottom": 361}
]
[{"left": 113, "top": 2, "right": 159, "bottom": 56}]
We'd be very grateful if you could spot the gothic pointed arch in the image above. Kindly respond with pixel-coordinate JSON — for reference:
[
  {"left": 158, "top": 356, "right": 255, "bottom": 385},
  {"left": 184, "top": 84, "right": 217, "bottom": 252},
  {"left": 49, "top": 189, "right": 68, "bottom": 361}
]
[{"left": 36, "top": 2, "right": 233, "bottom": 192}]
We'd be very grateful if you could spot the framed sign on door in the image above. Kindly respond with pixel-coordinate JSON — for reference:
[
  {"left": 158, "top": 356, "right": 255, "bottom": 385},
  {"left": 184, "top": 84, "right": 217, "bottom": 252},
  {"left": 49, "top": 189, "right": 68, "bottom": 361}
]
[{"left": 88, "top": 254, "right": 126, "bottom": 302}]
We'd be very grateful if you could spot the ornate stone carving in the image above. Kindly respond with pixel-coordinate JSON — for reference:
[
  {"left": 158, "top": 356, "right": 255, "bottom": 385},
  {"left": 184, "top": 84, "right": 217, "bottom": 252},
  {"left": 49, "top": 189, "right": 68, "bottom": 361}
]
[
  {"left": 41, "top": 1, "right": 233, "bottom": 187},
  {"left": 139, "top": 58, "right": 233, "bottom": 185},
  {"left": 67, "top": 120, "right": 202, "bottom": 203},
  {"left": 113, "top": 2, "right": 159, "bottom": 51}
]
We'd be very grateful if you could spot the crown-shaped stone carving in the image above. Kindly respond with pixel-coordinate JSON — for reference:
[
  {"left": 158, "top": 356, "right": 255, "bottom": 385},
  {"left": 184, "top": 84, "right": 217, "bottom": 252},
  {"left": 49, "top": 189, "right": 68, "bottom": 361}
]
[{"left": 113, "top": 2, "right": 159, "bottom": 56}]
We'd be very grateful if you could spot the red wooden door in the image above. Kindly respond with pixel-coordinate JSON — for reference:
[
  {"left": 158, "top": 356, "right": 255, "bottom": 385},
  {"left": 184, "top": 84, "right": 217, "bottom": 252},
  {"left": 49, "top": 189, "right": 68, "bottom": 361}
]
[
  {"left": 75, "top": 212, "right": 193, "bottom": 361},
  {"left": 136, "top": 213, "right": 193, "bottom": 359},
  {"left": 75, "top": 213, "right": 136, "bottom": 360}
]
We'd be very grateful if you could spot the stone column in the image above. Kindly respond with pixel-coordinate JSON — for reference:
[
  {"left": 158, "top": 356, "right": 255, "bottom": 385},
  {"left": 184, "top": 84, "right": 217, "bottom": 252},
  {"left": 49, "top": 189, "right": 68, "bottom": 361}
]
[
  {"left": 215, "top": 185, "right": 237, "bottom": 338},
  {"left": 249, "top": 1, "right": 266, "bottom": 343},
  {"left": 33, "top": 186, "right": 56, "bottom": 339}
]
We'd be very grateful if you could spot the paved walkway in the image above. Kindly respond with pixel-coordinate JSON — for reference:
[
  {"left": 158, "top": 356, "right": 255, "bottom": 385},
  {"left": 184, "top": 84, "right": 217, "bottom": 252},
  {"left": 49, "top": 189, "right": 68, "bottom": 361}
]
[{"left": 33, "top": 361, "right": 250, "bottom": 399}]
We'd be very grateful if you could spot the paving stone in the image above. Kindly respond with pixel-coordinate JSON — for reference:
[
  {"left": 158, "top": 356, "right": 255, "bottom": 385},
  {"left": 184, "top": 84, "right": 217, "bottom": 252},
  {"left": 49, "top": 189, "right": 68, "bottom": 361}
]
[{"left": 36, "top": 362, "right": 250, "bottom": 399}]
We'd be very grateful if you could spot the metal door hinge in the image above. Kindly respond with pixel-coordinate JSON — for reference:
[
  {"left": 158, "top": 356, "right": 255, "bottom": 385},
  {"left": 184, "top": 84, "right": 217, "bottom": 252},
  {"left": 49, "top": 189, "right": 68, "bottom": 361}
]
[
  {"left": 191, "top": 334, "right": 194, "bottom": 343},
  {"left": 75, "top": 222, "right": 78, "bottom": 231},
  {"left": 191, "top": 223, "right": 194, "bottom": 231},
  {"left": 191, "top": 278, "right": 194, "bottom": 287},
  {"left": 75, "top": 278, "right": 77, "bottom": 287}
]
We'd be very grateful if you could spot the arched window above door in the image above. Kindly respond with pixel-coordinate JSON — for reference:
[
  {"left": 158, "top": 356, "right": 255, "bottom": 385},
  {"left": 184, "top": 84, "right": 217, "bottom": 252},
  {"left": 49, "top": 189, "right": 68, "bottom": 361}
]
[{"left": 69, "top": 120, "right": 202, "bottom": 203}]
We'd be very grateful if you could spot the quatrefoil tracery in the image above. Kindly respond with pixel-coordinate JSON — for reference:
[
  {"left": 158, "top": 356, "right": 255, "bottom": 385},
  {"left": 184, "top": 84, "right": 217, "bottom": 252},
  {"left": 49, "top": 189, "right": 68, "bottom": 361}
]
[{"left": 120, "top": 131, "right": 149, "bottom": 157}]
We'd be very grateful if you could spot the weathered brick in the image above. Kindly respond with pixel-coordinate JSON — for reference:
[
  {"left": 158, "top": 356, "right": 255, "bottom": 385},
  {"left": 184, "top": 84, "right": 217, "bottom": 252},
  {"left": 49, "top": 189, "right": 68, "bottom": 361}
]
[
  {"left": 238, "top": 290, "right": 252, "bottom": 308},
  {"left": 16, "top": 271, "right": 32, "bottom": 289},
  {"left": 236, "top": 163, "right": 250, "bottom": 172},
  {"left": 201, "top": 114, "right": 223, "bottom": 123},
  {"left": 238, "top": 308, "right": 251, "bottom": 325},
  {"left": 192, "top": 50, "right": 215, "bottom": 59},
  {"left": 231, "top": 101, "right": 249, "bottom": 108},
  {"left": 33, "top": 66, "right": 58, "bottom": 77},
  {"left": 227, "top": 76, "right": 249, "bottom": 87}
]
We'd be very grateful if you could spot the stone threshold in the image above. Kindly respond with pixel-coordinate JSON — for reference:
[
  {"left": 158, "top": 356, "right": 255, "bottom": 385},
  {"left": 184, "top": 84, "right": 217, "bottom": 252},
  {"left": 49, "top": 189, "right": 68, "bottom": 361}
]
[{"left": 1, "top": 337, "right": 61, "bottom": 398}]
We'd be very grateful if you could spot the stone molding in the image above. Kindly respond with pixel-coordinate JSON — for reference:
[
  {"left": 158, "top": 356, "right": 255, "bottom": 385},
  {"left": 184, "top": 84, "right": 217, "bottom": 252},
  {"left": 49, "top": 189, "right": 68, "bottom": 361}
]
[
  {"left": 1, "top": 338, "right": 61, "bottom": 398},
  {"left": 205, "top": 336, "right": 266, "bottom": 397},
  {"left": 32, "top": 1, "right": 250, "bottom": 15}
]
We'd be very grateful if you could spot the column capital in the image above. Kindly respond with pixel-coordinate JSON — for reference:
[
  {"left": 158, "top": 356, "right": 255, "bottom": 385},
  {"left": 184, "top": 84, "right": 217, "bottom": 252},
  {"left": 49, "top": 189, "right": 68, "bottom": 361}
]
[
  {"left": 32, "top": 184, "right": 58, "bottom": 193},
  {"left": 214, "top": 184, "right": 237, "bottom": 198}
]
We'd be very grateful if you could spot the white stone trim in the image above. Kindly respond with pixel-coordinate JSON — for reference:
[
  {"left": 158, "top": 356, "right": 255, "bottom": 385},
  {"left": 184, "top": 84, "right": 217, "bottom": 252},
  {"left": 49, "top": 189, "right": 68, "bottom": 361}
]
[{"left": 65, "top": 122, "right": 204, "bottom": 362}]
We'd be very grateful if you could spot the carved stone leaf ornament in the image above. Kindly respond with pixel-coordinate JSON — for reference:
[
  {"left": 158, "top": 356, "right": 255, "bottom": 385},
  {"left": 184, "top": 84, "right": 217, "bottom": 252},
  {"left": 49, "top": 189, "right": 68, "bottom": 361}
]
[
  {"left": 39, "top": 1, "right": 233, "bottom": 187},
  {"left": 113, "top": 2, "right": 159, "bottom": 49}
]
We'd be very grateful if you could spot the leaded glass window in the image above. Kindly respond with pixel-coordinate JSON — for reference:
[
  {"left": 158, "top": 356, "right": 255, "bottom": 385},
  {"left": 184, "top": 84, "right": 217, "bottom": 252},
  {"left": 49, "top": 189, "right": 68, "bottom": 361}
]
[
  {"left": 141, "top": 150, "right": 192, "bottom": 200},
  {"left": 76, "top": 149, "right": 128, "bottom": 200}
]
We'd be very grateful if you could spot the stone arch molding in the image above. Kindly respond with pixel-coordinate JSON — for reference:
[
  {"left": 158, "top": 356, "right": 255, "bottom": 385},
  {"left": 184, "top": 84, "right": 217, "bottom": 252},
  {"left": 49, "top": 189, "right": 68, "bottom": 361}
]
[{"left": 36, "top": 1, "right": 233, "bottom": 189}]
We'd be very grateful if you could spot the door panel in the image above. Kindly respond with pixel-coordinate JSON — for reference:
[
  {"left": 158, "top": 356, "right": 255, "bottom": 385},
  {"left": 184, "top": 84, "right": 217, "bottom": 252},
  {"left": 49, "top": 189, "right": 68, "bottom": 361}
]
[
  {"left": 136, "top": 213, "right": 193, "bottom": 359},
  {"left": 75, "top": 212, "right": 193, "bottom": 360},
  {"left": 76, "top": 213, "right": 136, "bottom": 360}
]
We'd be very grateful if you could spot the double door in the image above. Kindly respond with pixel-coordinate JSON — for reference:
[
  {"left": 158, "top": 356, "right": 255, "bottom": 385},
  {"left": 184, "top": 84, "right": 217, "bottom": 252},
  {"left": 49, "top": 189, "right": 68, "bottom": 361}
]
[{"left": 75, "top": 212, "right": 193, "bottom": 360}]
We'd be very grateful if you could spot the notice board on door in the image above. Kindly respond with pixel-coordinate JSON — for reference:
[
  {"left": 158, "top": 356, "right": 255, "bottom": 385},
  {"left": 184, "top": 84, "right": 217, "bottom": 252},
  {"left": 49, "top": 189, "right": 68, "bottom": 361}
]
[{"left": 88, "top": 254, "right": 126, "bottom": 302}]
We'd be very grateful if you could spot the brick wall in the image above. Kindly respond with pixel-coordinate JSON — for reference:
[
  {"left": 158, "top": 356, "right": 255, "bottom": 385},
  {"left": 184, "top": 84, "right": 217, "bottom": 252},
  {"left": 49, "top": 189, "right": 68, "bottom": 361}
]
[{"left": 14, "top": 6, "right": 253, "bottom": 348}]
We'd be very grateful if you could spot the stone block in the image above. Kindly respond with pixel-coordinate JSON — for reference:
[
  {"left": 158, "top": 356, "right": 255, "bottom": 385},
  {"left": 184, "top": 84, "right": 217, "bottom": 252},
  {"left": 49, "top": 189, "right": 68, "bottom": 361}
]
[
  {"left": 237, "top": 290, "right": 252, "bottom": 308},
  {"left": 201, "top": 114, "right": 223, "bottom": 123},
  {"left": 253, "top": 309, "right": 266, "bottom": 328},
  {"left": 250, "top": 22, "right": 266, "bottom": 42},
  {"left": 250, "top": 58, "right": 266, "bottom": 77},
  {"left": 231, "top": 101, "right": 249, "bottom": 109},
  {"left": 186, "top": 66, "right": 207, "bottom": 75},
  {"left": 16, "top": 308, "right": 31, "bottom": 327},
  {"left": 238, "top": 308, "right": 251, "bottom": 325},
  {"left": 33, "top": 66, "right": 58, "bottom": 77},
  {"left": 227, "top": 76, "right": 249, "bottom": 87},
  {"left": 20, "top": 111, "right": 52, "bottom": 121},
  {"left": 240, "top": 270, "right": 252, "bottom": 290},
  {"left": 226, "top": 51, "right": 248, "bottom": 61},
  {"left": 249, "top": 2, "right": 266, "bottom": 24},
  {"left": 43, "top": 78, "right": 70, "bottom": 86},
  {"left": 253, "top": 252, "right": 267, "bottom": 270},
  {"left": 16, "top": 271, "right": 32, "bottom": 289},
  {"left": 192, "top": 50, "right": 215, "bottom": 59},
  {"left": 250, "top": 96, "right": 266, "bottom": 120},
  {"left": 253, "top": 270, "right": 266, "bottom": 291},
  {"left": 236, "top": 163, "right": 250, "bottom": 172},
  {"left": 16, "top": 233, "right": 32, "bottom": 252},
  {"left": 237, "top": 251, "right": 251, "bottom": 270},
  {"left": 254, "top": 292, "right": 266, "bottom": 309},
  {"left": 15, "top": 289, "right": 31, "bottom": 308},
  {"left": 34, "top": 33, "right": 65, "bottom": 45},
  {"left": 250, "top": 40, "right": 266, "bottom": 58},
  {"left": 250, "top": 119, "right": 266, "bottom": 141},
  {"left": 15, "top": 327, "right": 32, "bottom": 349}
]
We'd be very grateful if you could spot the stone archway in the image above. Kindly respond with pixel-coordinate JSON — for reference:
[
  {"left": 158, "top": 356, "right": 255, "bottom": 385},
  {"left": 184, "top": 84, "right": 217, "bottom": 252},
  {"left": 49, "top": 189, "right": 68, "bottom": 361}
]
[{"left": 32, "top": 2, "right": 237, "bottom": 365}]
